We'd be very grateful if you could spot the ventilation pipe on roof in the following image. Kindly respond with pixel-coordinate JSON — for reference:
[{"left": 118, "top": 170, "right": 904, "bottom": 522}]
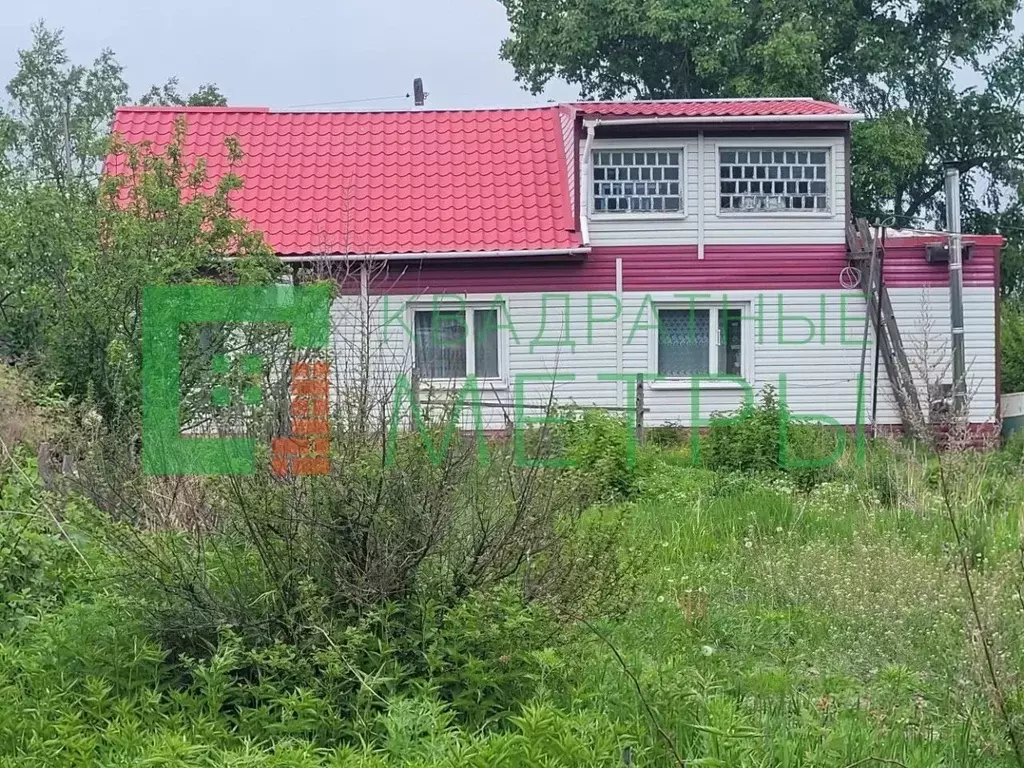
[
  {"left": 945, "top": 164, "right": 967, "bottom": 415},
  {"left": 581, "top": 120, "right": 598, "bottom": 245},
  {"left": 413, "top": 78, "right": 426, "bottom": 107}
]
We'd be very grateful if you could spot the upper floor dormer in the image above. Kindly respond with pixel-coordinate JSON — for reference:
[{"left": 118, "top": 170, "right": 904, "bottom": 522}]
[{"left": 567, "top": 99, "right": 861, "bottom": 251}]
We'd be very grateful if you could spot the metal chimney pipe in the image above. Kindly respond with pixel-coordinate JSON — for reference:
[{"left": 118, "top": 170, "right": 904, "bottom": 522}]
[{"left": 944, "top": 164, "right": 967, "bottom": 414}]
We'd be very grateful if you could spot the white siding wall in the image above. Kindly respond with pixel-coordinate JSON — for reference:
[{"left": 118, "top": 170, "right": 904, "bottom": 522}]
[
  {"left": 329, "top": 286, "right": 997, "bottom": 430},
  {"left": 874, "top": 287, "right": 998, "bottom": 425},
  {"left": 583, "top": 134, "right": 847, "bottom": 247}
]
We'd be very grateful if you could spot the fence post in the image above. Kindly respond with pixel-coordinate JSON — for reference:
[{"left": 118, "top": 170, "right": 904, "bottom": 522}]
[
  {"left": 410, "top": 366, "right": 420, "bottom": 430},
  {"left": 635, "top": 373, "right": 645, "bottom": 446}
]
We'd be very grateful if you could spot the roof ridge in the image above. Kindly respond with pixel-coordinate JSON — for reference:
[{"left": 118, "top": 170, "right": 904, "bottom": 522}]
[
  {"left": 573, "top": 97, "right": 819, "bottom": 104},
  {"left": 271, "top": 104, "right": 562, "bottom": 115},
  {"left": 114, "top": 98, "right": 849, "bottom": 117}
]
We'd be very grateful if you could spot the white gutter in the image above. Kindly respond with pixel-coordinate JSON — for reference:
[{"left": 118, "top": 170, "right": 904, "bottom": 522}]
[
  {"left": 585, "top": 113, "right": 864, "bottom": 125},
  {"left": 580, "top": 121, "right": 597, "bottom": 245},
  {"left": 615, "top": 257, "right": 623, "bottom": 408},
  {"left": 697, "top": 129, "right": 705, "bottom": 260},
  {"left": 278, "top": 246, "right": 591, "bottom": 263}
]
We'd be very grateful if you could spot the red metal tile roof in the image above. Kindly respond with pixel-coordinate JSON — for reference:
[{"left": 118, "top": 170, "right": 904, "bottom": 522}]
[
  {"left": 574, "top": 98, "right": 857, "bottom": 119},
  {"left": 109, "top": 98, "right": 857, "bottom": 257},
  {"left": 110, "top": 106, "right": 580, "bottom": 256}
]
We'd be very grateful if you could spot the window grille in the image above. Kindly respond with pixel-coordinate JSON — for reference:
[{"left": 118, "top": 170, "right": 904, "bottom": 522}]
[
  {"left": 719, "top": 148, "right": 829, "bottom": 212},
  {"left": 656, "top": 306, "right": 747, "bottom": 378},
  {"left": 593, "top": 150, "right": 682, "bottom": 213}
]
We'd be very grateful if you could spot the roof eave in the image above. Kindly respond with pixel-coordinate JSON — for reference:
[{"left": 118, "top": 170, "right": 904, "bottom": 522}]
[
  {"left": 277, "top": 246, "right": 592, "bottom": 263},
  {"left": 581, "top": 113, "right": 864, "bottom": 126}
]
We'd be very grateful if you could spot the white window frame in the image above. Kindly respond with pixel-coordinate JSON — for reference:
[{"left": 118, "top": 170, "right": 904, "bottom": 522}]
[
  {"left": 648, "top": 301, "right": 753, "bottom": 390},
  {"left": 589, "top": 138, "right": 687, "bottom": 219},
  {"left": 408, "top": 300, "right": 508, "bottom": 387},
  {"left": 715, "top": 140, "right": 836, "bottom": 218}
]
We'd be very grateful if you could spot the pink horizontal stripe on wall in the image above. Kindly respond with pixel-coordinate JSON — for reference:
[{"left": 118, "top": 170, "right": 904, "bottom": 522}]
[
  {"left": 344, "top": 252, "right": 617, "bottom": 295},
  {"left": 330, "top": 236, "right": 1000, "bottom": 295},
  {"left": 616, "top": 244, "right": 847, "bottom": 291},
  {"left": 879, "top": 237, "right": 999, "bottom": 288}
]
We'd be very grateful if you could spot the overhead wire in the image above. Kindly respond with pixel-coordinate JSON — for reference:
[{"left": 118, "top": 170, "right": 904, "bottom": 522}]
[{"left": 284, "top": 93, "right": 412, "bottom": 109}]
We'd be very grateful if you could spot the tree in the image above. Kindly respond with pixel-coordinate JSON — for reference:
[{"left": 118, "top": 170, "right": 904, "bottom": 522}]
[
  {"left": 1003, "top": 303, "right": 1024, "bottom": 393},
  {"left": 2, "top": 119, "right": 279, "bottom": 428},
  {"left": 139, "top": 77, "right": 229, "bottom": 107},
  {"left": 1, "top": 22, "right": 230, "bottom": 190},
  {"left": 0, "top": 22, "right": 251, "bottom": 421},
  {"left": 4, "top": 22, "right": 129, "bottom": 190}
]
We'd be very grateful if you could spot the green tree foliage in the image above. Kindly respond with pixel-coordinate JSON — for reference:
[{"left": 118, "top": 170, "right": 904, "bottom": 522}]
[
  {"left": 139, "top": 77, "right": 229, "bottom": 107},
  {"left": 4, "top": 22, "right": 129, "bottom": 190},
  {"left": 1002, "top": 303, "right": 1024, "bottom": 393},
  {"left": 0, "top": 22, "right": 261, "bottom": 427}
]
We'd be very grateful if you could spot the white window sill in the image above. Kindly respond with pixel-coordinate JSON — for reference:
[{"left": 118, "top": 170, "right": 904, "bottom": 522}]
[
  {"left": 418, "top": 379, "right": 508, "bottom": 392},
  {"left": 649, "top": 378, "right": 749, "bottom": 391},
  {"left": 715, "top": 210, "right": 834, "bottom": 218},
  {"left": 591, "top": 212, "right": 688, "bottom": 220}
]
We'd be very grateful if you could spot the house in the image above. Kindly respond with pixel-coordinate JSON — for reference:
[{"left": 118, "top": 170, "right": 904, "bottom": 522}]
[{"left": 111, "top": 100, "right": 1002, "bottom": 437}]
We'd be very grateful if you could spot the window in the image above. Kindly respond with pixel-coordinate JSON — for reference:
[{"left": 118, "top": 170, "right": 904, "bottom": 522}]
[
  {"left": 719, "top": 148, "right": 829, "bottom": 212},
  {"left": 593, "top": 149, "right": 682, "bottom": 213},
  {"left": 413, "top": 305, "right": 501, "bottom": 380},
  {"left": 656, "top": 306, "right": 745, "bottom": 378}
]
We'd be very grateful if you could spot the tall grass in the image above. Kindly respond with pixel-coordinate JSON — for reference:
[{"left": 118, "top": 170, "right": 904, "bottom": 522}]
[{"left": 3, "top": 428, "right": 1024, "bottom": 766}]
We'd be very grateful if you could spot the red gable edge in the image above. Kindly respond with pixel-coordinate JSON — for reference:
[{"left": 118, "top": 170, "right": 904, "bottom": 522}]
[{"left": 108, "top": 98, "right": 858, "bottom": 258}]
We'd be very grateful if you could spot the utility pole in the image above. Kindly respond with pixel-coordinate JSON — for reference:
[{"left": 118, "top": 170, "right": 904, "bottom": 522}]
[{"left": 944, "top": 164, "right": 967, "bottom": 415}]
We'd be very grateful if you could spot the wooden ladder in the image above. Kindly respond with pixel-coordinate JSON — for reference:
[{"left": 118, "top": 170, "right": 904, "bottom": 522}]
[{"left": 846, "top": 219, "right": 924, "bottom": 435}]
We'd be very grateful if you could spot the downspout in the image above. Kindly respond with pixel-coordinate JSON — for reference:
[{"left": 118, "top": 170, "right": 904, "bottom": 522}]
[
  {"left": 945, "top": 165, "right": 967, "bottom": 415},
  {"left": 697, "top": 129, "right": 705, "bottom": 260},
  {"left": 616, "top": 257, "right": 624, "bottom": 408},
  {"left": 581, "top": 120, "right": 598, "bottom": 246}
]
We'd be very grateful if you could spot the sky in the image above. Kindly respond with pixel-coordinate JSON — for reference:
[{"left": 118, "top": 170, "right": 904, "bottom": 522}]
[{"left": 0, "top": 0, "right": 579, "bottom": 111}]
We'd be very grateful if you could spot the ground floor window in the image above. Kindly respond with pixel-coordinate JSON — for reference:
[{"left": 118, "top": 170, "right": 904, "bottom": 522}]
[
  {"left": 655, "top": 305, "right": 746, "bottom": 379},
  {"left": 413, "top": 305, "right": 501, "bottom": 380}
]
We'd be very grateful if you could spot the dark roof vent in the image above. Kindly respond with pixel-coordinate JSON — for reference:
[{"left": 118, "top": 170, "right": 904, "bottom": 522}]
[{"left": 926, "top": 242, "right": 973, "bottom": 263}]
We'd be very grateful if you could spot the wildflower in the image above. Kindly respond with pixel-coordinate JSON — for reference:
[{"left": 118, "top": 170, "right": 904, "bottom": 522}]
[{"left": 83, "top": 409, "right": 103, "bottom": 429}]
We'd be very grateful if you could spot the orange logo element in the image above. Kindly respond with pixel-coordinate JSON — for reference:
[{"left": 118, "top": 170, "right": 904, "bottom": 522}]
[{"left": 271, "top": 361, "right": 331, "bottom": 476}]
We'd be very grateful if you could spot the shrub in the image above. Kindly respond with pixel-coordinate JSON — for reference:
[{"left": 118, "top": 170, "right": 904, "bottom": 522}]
[
  {"left": 0, "top": 366, "right": 47, "bottom": 452},
  {"left": 0, "top": 458, "right": 86, "bottom": 626},
  {"left": 79, "top": 396, "right": 639, "bottom": 730},
  {"left": 554, "top": 409, "right": 638, "bottom": 502},
  {"left": 702, "top": 386, "right": 785, "bottom": 475},
  {"left": 1001, "top": 302, "right": 1024, "bottom": 394},
  {"left": 700, "top": 386, "right": 840, "bottom": 489},
  {"left": 135, "top": 585, "right": 563, "bottom": 733}
]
